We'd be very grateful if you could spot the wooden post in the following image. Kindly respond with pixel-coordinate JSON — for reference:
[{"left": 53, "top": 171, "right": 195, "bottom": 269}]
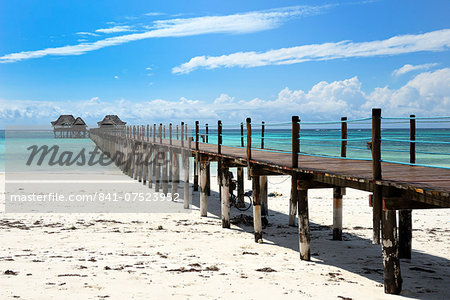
[
  {"left": 153, "top": 124, "right": 156, "bottom": 143},
  {"left": 147, "top": 124, "right": 150, "bottom": 141},
  {"left": 155, "top": 148, "right": 161, "bottom": 192},
  {"left": 169, "top": 123, "right": 172, "bottom": 145},
  {"left": 221, "top": 163, "right": 230, "bottom": 228},
  {"left": 372, "top": 108, "right": 382, "bottom": 245},
  {"left": 399, "top": 114, "right": 415, "bottom": 259},
  {"left": 171, "top": 151, "right": 179, "bottom": 196},
  {"left": 176, "top": 125, "right": 179, "bottom": 141},
  {"left": 333, "top": 188, "right": 343, "bottom": 240},
  {"left": 181, "top": 122, "right": 185, "bottom": 147},
  {"left": 200, "top": 156, "right": 208, "bottom": 217},
  {"left": 290, "top": 116, "right": 300, "bottom": 226},
  {"left": 163, "top": 125, "right": 166, "bottom": 139},
  {"left": 298, "top": 188, "right": 310, "bottom": 260},
  {"left": 261, "top": 121, "right": 265, "bottom": 149},
  {"left": 195, "top": 121, "right": 199, "bottom": 150},
  {"left": 382, "top": 209, "right": 403, "bottom": 294},
  {"left": 240, "top": 122, "right": 244, "bottom": 147},
  {"left": 148, "top": 146, "right": 153, "bottom": 188},
  {"left": 162, "top": 149, "right": 168, "bottom": 195},
  {"left": 193, "top": 154, "right": 199, "bottom": 192},
  {"left": 260, "top": 176, "right": 268, "bottom": 217},
  {"left": 252, "top": 175, "right": 262, "bottom": 242},
  {"left": 333, "top": 117, "right": 346, "bottom": 240},
  {"left": 183, "top": 140, "right": 190, "bottom": 209},
  {"left": 237, "top": 167, "right": 244, "bottom": 205},
  {"left": 159, "top": 123, "right": 162, "bottom": 144},
  {"left": 218, "top": 120, "right": 222, "bottom": 154},
  {"left": 246, "top": 118, "right": 252, "bottom": 161},
  {"left": 205, "top": 123, "right": 209, "bottom": 143}
]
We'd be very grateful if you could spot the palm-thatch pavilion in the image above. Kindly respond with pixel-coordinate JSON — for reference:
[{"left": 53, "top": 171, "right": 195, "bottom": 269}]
[
  {"left": 51, "top": 115, "right": 88, "bottom": 138},
  {"left": 97, "top": 115, "right": 127, "bottom": 128}
]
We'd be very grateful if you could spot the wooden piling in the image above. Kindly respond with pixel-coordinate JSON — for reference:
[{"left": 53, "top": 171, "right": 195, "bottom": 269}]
[
  {"left": 171, "top": 151, "right": 179, "bottom": 196},
  {"left": 372, "top": 108, "right": 382, "bottom": 245},
  {"left": 162, "top": 149, "right": 168, "bottom": 195},
  {"left": 298, "top": 188, "right": 310, "bottom": 260},
  {"left": 183, "top": 145, "right": 190, "bottom": 209},
  {"left": 154, "top": 149, "right": 161, "bottom": 192},
  {"left": 221, "top": 163, "right": 230, "bottom": 228},
  {"left": 237, "top": 167, "right": 244, "bottom": 206},
  {"left": 193, "top": 154, "right": 199, "bottom": 192},
  {"left": 200, "top": 157, "right": 208, "bottom": 217},
  {"left": 260, "top": 176, "right": 268, "bottom": 217},
  {"left": 290, "top": 116, "right": 300, "bottom": 226},
  {"left": 148, "top": 146, "right": 153, "bottom": 188},
  {"left": 333, "top": 188, "right": 343, "bottom": 240},
  {"left": 333, "top": 117, "right": 347, "bottom": 240},
  {"left": 252, "top": 175, "right": 262, "bottom": 242},
  {"left": 399, "top": 114, "right": 415, "bottom": 259},
  {"left": 382, "top": 209, "right": 403, "bottom": 294}
]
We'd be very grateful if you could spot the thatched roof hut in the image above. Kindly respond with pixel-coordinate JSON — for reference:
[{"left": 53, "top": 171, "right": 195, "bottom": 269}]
[
  {"left": 97, "top": 115, "right": 126, "bottom": 128},
  {"left": 51, "top": 115, "right": 76, "bottom": 127}
]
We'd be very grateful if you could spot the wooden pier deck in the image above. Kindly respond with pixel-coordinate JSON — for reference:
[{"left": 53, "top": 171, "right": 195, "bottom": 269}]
[{"left": 89, "top": 109, "right": 450, "bottom": 295}]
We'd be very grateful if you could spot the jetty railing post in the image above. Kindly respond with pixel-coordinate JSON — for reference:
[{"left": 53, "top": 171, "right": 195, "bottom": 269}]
[
  {"left": 240, "top": 122, "right": 244, "bottom": 147},
  {"left": 204, "top": 122, "right": 211, "bottom": 196},
  {"left": 176, "top": 125, "right": 179, "bottom": 141},
  {"left": 147, "top": 125, "right": 150, "bottom": 141},
  {"left": 372, "top": 108, "right": 402, "bottom": 294},
  {"left": 169, "top": 123, "right": 172, "bottom": 145},
  {"left": 218, "top": 120, "right": 222, "bottom": 154},
  {"left": 372, "top": 108, "right": 382, "bottom": 245},
  {"left": 290, "top": 116, "right": 300, "bottom": 226},
  {"left": 399, "top": 115, "right": 415, "bottom": 259},
  {"left": 181, "top": 122, "right": 185, "bottom": 147},
  {"left": 195, "top": 121, "right": 199, "bottom": 150},
  {"left": 246, "top": 118, "right": 252, "bottom": 161},
  {"left": 333, "top": 116, "right": 347, "bottom": 240},
  {"left": 159, "top": 123, "right": 162, "bottom": 144},
  {"left": 261, "top": 121, "right": 265, "bottom": 149},
  {"left": 260, "top": 121, "right": 268, "bottom": 218},
  {"left": 153, "top": 124, "right": 156, "bottom": 142}
]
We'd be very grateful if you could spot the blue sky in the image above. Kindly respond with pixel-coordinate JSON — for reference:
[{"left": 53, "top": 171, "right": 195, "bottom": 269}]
[{"left": 0, "top": 0, "right": 449, "bottom": 127}]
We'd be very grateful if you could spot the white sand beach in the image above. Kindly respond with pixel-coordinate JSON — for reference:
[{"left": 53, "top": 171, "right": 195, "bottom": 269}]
[{"left": 0, "top": 170, "right": 449, "bottom": 300}]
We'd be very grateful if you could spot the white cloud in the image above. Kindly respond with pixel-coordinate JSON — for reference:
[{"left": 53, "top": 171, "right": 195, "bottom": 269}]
[
  {"left": 114, "top": 76, "right": 119, "bottom": 79},
  {"left": 0, "top": 5, "right": 330, "bottom": 63},
  {"left": 76, "top": 32, "right": 99, "bottom": 37},
  {"left": 144, "top": 12, "right": 165, "bottom": 17},
  {"left": 172, "top": 29, "right": 450, "bottom": 74},
  {"left": 145, "top": 67, "right": 152, "bottom": 70},
  {"left": 392, "top": 63, "right": 438, "bottom": 76},
  {"left": 2, "top": 68, "right": 449, "bottom": 126},
  {"left": 95, "top": 25, "right": 134, "bottom": 34}
]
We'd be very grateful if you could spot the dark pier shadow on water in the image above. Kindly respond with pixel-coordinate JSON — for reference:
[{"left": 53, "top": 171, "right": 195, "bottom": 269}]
[{"left": 189, "top": 186, "right": 449, "bottom": 299}]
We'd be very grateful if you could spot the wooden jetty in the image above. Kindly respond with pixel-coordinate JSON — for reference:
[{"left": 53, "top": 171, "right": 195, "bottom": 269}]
[{"left": 89, "top": 109, "right": 450, "bottom": 295}]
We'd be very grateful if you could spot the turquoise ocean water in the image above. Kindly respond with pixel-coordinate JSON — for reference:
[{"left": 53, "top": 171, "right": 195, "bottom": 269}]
[{"left": 1, "top": 126, "right": 449, "bottom": 171}]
